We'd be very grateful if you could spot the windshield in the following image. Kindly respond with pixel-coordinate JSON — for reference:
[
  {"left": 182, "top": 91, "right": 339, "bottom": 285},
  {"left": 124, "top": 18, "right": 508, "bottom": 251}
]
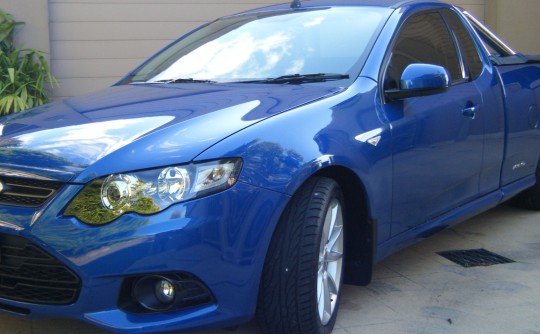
[{"left": 121, "top": 7, "right": 391, "bottom": 84}]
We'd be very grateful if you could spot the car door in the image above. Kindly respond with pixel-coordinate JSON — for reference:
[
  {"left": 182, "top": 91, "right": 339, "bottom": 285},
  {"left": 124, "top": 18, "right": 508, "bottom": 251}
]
[
  {"left": 382, "top": 11, "right": 485, "bottom": 236},
  {"left": 442, "top": 8, "right": 506, "bottom": 196}
]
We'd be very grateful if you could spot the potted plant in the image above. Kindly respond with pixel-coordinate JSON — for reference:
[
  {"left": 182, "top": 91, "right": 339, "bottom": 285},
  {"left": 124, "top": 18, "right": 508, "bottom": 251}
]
[{"left": 0, "top": 9, "right": 57, "bottom": 115}]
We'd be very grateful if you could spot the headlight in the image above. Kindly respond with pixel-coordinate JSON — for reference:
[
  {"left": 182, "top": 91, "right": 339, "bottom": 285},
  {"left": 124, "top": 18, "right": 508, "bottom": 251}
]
[{"left": 64, "top": 159, "right": 242, "bottom": 225}]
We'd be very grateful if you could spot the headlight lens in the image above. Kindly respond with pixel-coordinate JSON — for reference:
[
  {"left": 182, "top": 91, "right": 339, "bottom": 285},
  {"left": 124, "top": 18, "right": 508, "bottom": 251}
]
[{"left": 64, "top": 159, "right": 242, "bottom": 225}]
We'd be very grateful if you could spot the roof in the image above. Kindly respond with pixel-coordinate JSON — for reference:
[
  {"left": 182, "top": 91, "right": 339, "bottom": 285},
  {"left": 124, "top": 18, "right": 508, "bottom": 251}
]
[
  {"left": 232, "top": 0, "right": 450, "bottom": 17},
  {"left": 262, "top": 0, "right": 446, "bottom": 10}
]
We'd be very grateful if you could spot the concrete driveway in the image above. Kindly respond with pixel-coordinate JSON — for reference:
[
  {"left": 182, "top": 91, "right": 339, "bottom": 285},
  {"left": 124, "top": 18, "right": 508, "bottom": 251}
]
[{"left": 1, "top": 205, "right": 539, "bottom": 334}]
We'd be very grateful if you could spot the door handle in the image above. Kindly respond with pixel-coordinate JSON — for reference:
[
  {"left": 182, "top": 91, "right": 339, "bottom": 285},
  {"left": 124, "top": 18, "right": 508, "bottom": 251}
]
[{"left": 462, "top": 105, "right": 479, "bottom": 119}]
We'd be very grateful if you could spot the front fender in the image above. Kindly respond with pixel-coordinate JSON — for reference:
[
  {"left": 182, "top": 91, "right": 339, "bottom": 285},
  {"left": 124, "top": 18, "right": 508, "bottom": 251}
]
[{"left": 195, "top": 78, "right": 394, "bottom": 242}]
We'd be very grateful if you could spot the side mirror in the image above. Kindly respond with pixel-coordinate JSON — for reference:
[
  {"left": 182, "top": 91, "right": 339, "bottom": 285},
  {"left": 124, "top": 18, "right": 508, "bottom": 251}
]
[{"left": 385, "top": 63, "right": 450, "bottom": 101}]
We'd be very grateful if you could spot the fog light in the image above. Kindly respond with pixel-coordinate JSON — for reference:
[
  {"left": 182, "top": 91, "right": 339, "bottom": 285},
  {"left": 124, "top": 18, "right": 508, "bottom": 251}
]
[
  {"left": 120, "top": 272, "right": 215, "bottom": 314},
  {"left": 133, "top": 276, "right": 177, "bottom": 311},
  {"left": 155, "top": 279, "right": 175, "bottom": 304}
]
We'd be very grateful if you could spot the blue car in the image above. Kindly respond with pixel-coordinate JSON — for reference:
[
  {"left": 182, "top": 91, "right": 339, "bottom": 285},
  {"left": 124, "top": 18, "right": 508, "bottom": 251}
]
[{"left": 0, "top": 0, "right": 539, "bottom": 333}]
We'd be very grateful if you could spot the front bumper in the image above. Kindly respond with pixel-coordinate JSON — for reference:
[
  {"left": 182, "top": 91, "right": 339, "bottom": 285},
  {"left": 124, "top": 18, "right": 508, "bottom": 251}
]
[{"left": 0, "top": 181, "right": 289, "bottom": 333}]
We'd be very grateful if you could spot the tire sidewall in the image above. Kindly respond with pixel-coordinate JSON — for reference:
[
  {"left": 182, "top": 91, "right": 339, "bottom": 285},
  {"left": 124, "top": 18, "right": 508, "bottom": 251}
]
[
  {"left": 304, "top": 178, "right": 345, "bottom": 334},
  {"left": 256, "top": 177, "right": 346, "bottom": 334}
]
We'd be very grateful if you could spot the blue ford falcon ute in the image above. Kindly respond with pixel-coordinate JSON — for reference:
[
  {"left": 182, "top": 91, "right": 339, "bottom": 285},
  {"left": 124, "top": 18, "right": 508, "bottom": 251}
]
[{"left": 0, "top": 0, "right": 539, "bottom": 333}]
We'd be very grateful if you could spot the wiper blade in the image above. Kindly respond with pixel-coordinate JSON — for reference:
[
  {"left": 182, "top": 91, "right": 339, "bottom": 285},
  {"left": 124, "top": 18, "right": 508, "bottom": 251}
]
[
  {"left": 239, "top": 73, "right": 350, "bottom": 84},
  {"left": 134, "top": 78, "right": 216, "bottom": 84}
]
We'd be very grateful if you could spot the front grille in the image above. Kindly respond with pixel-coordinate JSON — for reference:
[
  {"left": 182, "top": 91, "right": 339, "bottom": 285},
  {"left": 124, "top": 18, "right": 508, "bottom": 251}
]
[
  {"left": 0, "top": 234, "right": 81, "bottom": 305},
  {"left": 0, "top": 177, "right": 63, "bottom": 208}
]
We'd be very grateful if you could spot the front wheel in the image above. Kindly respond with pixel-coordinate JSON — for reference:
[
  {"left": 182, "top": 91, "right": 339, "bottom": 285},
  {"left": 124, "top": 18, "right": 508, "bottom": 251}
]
[{"left": 257, "top": 177, "right": 345, "bottom": 334}]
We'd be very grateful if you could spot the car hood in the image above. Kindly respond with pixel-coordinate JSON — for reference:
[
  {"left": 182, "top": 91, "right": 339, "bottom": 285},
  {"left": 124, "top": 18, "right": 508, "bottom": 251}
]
[{"left": 0, "top": 83, "right": 342, "bottom": 182}]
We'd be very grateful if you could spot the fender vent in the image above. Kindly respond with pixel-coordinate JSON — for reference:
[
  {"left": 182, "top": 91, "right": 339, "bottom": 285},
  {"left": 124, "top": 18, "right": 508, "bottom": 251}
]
[{"left": 437, "top": 248, "right": 515, "bottom": 268}]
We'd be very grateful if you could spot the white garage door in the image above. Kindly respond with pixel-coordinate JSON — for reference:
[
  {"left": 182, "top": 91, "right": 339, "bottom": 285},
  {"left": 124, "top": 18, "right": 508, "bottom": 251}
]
[{"left": 48, "top": 0, "right": 485, "bottom": 98}]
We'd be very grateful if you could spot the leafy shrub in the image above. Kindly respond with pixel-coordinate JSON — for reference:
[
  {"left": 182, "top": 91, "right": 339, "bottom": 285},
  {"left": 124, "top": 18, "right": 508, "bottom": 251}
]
[{"left": 0, "top": 9, "right": 57, "bottom": 115}]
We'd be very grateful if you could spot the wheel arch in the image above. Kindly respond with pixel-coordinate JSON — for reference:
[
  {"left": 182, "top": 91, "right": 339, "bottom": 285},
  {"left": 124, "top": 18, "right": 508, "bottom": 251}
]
[{"left": 313, "top": 166, "right": 375, "bottom": 286}]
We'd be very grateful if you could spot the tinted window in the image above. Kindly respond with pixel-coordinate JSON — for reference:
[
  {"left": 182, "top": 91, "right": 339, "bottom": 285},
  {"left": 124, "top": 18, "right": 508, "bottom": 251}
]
[
  {"left": 385, "top": 12, "right": 462, "bottom": 90},
  {"left": 443, "top": 9, "right": 484, "bottom": 80}
]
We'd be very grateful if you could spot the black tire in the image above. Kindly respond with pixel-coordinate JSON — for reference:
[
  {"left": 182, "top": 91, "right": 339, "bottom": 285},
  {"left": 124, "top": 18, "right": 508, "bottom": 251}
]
[
  {"left": 512, "top": 164, "right": 540, "bottom": 210},
  {"left": 257, "top": 177, "right": 345, "bottom": 334}
]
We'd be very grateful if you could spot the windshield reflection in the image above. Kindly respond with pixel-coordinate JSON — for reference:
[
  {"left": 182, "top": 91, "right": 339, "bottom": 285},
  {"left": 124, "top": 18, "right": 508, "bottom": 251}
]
[
  {"left": 151, "top": 31, "right": 298, "bottom": 81},
  {"left": 125, "top": 7, "right": 390, "bottom": 84}
]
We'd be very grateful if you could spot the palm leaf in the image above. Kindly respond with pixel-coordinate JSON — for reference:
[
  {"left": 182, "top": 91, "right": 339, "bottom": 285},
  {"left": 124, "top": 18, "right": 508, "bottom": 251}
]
[{"left": 0, "top": 11, "right": 56, "bottom": 114}]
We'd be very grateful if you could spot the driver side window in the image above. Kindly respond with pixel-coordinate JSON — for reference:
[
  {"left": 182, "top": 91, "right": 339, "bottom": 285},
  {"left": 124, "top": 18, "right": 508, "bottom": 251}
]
[{"left": 385, "top": 12, "right": 463, "bottom": 90}]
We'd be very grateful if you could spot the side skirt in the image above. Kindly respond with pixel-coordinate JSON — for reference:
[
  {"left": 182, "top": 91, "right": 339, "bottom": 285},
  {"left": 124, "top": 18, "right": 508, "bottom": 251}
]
[{"left": 375, "top": 175, "right": 535, "bottom": 262}]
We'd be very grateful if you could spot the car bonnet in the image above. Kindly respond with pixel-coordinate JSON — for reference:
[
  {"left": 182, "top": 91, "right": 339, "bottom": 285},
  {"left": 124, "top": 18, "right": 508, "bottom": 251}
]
[{"left": 0, "top": 83, "right": 343, "bottom": 183}]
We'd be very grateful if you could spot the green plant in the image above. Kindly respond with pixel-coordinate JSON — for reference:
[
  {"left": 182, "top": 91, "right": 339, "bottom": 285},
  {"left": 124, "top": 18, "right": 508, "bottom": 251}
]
[{"left": 0, "top": 9, "right": 57, "bottom": 115}]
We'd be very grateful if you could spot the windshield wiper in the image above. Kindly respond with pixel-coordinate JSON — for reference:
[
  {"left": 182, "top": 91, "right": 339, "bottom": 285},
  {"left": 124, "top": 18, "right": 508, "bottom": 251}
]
[
  {"left": 133, "top": 78, "right": 216, "bottom": 84},
  {"left": 238, "top": 73, "right": 350, "bottom": 84}
]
